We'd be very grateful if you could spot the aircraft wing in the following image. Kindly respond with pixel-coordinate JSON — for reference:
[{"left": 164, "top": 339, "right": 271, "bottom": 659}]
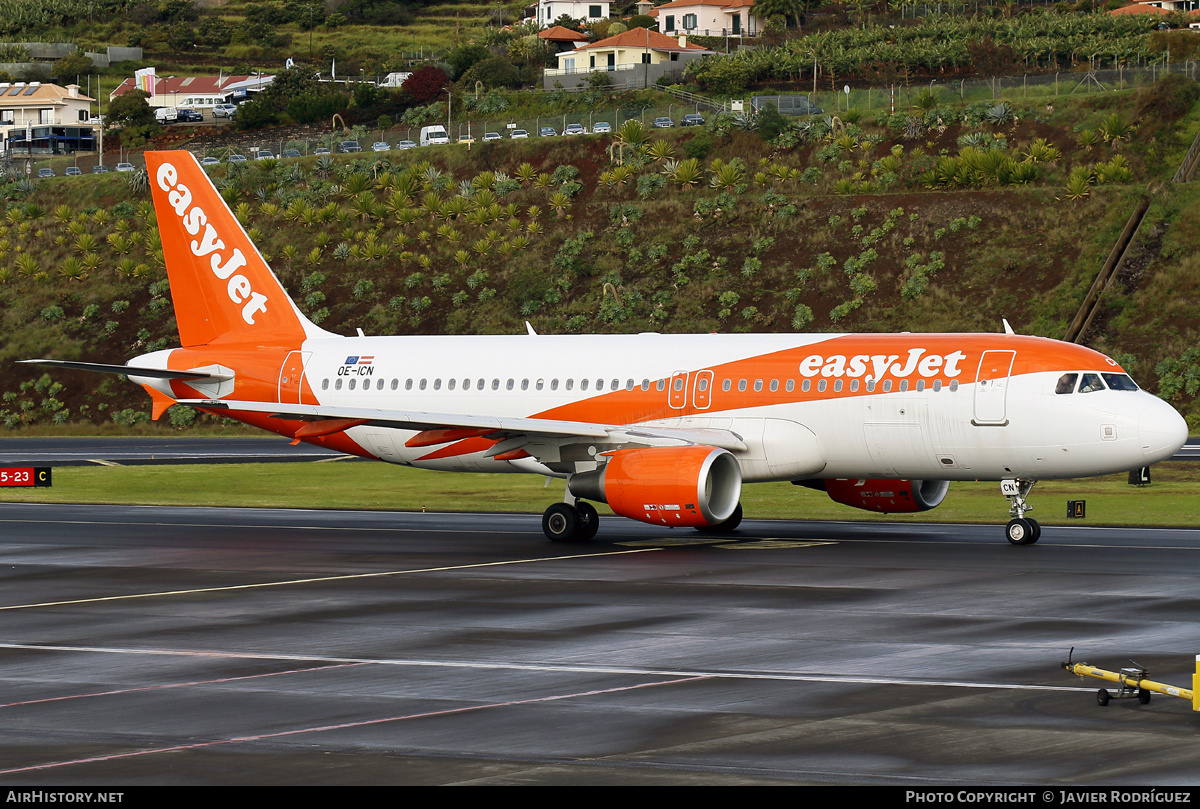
[{"left": 176, "top": 398, "right": 747, "bottom": 452}]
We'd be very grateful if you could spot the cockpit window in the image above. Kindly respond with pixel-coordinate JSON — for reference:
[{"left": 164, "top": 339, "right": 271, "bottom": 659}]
[
  {"left": 1055, "top": 373, "right": 1078, "bottom": 395},
  {"left": 1102, "top": 373, "right": 1138, "bottom": 391},
  {"left": 1078, "top": 373, "right": 1105, "bottom": 393}
]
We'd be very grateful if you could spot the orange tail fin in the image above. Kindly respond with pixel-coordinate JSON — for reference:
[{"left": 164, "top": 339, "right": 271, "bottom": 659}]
[{"left": 145, "top": 151, "right": 321, "bottom": 348}]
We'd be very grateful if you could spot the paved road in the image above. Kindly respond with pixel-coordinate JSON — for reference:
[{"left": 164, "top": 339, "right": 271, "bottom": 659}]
[{"left": 0, "top": 504, "right": 1197, "bottom": 785}]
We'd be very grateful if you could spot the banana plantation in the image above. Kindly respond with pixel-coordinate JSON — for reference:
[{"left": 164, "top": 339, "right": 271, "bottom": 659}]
[{"left": 686, "top": 11, "right": 1165, "bottom": 90}]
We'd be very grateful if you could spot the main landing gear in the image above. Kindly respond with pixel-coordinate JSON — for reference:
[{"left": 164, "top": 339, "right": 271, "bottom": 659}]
[
  {"left": 1002, "top": 478, "right": 1040, "bottom": 545},
  {"left": 542, "top": 501, "right": 600, "bottom": 543}
]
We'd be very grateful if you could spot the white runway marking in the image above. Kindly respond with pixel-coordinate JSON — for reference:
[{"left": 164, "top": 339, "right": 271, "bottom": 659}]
[
  {"left": 0, "top": 640, "right": 1097, "bottom": 695},
  {"left": 0, "top": 547, "right": 662, "bottom": 612},
  {"left": 0, "top": 675, "right": 710, "bottom": 776}
]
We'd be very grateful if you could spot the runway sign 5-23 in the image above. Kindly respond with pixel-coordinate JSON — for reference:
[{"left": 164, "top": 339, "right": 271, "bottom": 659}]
[{"left": 0, "top": 467, "right": 52, "bottom": 487}]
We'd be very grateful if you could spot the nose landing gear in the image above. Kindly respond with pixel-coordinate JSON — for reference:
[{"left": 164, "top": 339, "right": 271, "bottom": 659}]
[{"left": 1002, "top": 478, "right": 1041, "bottom": 545}]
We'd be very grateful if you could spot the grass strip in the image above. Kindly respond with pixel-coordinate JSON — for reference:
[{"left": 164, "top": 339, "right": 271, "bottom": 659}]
[{"left": 3, "top": 461, "right": 1199, "bottom": 528}]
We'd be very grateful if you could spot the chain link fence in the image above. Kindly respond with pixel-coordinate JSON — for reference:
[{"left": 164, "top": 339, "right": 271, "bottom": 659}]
[
  {"left": 814, "top": 60, "right": 1200, "bottom": 117},
  {"left": 186, "top": 102, "right": 717, "bottom": 160}
]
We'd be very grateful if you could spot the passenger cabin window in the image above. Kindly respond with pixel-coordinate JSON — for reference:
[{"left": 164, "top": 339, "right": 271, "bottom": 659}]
[{"left": 1055, "top": 373, "right": 1078, "bottom": 394}]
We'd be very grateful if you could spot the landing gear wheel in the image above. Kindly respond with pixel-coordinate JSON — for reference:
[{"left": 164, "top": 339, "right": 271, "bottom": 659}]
[
  {"left": 1006, "top": 518, "right": 1037, "bottom": 545},
  {"left": 542, "top": 502, "right": 580, "bottom": 543},
  {"left": 695, "top": 502, "right": 743, "bottom": 534},
  {"left": 1027, "top": 519, "right": 1041, "bottom": 544},
  {"left": 575, "top": 501, "right": 600, "bottom": 541},
  {"left": 1139, "top": 688, "right": 1152, "bottom": 705},
  {"left": 1097, "top": 689, "right": 1110, "bottom": 706}
]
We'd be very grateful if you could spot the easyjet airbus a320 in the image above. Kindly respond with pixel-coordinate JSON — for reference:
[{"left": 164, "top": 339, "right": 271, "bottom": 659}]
[{"left": 23, "top": 151, "right": 1189, "bottom": 544}]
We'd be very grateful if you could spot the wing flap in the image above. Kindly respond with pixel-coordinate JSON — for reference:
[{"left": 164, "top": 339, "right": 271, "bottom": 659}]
[
  {"left": 175, "top": 398, "right": 748, "bottom": 452},
  {"left": 175, "top": 398, "right": 612, "bottom": 439}
]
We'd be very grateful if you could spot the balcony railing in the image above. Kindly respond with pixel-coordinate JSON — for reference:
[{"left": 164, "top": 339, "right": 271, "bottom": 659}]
[{"left": 545, "top": 63, "right": 636, "bottom": 77}]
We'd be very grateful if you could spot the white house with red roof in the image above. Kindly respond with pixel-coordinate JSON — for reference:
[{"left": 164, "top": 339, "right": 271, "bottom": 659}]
[
  {"left": 538, "top": 0, "right": 611, "bottom": 25},
  {"left": 648, "top": 0, "right": 760, "bottom": 37},
  {"left": 545, "top": 27, "right": 714, "bottom": 89},
  {"left": 109, "top": 74, "right": 274, "bottom": 110}
]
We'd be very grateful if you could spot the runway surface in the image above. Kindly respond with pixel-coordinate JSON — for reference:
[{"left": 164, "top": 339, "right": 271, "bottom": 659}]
[
  {"left": 1, "top": 503, "right": 1198, "bottom": 785},
  {"left": 0, "top": 436, "right": 346, "bottom": 466},
  {"left": 2, "top": 436, "right": 1197, "bottom": 466}
]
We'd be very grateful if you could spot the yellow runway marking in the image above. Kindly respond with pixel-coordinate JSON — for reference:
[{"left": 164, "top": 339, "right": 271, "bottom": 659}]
[{"left": 716, "top": 539, "right": 837, "bottom": 550}]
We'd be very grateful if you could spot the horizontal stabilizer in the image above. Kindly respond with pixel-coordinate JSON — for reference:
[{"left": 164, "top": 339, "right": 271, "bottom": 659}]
[{"left": 19, "top": 359, "right": 233, "bottom": 382}]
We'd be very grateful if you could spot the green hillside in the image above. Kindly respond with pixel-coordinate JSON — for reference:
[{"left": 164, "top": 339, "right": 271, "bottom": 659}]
[{"left": 5, "top": 76, "right": 1200, "bottom": 433}]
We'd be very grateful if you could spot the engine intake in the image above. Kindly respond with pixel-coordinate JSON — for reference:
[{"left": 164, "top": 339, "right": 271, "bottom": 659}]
[
  {"left": 821, "top": 478, "right": 949, "bottom": 514},
  {"left": 569, "top": 446, "right": 742, "bottom": 527}
]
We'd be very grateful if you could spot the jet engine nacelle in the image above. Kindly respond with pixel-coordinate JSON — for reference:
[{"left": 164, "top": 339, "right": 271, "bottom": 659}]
[
  {"left": 569, "top": 446, "right": 742, "bottom": 527},
  {"left": 822, "top": 478, "right": 950, "bottom": 514}
]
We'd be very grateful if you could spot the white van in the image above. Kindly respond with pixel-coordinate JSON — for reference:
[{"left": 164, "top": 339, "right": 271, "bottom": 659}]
[
  {"left": 155, "top": 107, "right": 179, "bottom": 124},
  {"left": 419, "top": 125, "right": 449, "bottom": 146}
]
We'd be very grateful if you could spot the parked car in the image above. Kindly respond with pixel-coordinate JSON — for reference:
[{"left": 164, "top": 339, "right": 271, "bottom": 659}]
[
  {"left": 37, "top": 168, "right": 55, "bottom": 178},
  {"left": 91, "top": 165, "right": 109, "bottom": 174},
  {"left": 313, "top": 147, "right": 331, "bottom": 156},
  {"left": 115, "top": 162, "right": 135, "bottom": 172},
  {"left": 371, "top": 141, "right": 390, "bottom": 152},
  {"left": 200, "top": 156, "right": 220, "bottom": 165},
  {"left": 482, "top": 132, "right": 501, "bottom": 142},
  {"left": 213, "top": 103, "right": 237, "bottom": 118},
  {"left": 65, "top": 166, "right": 82, "bottom": 176},
  {"left": 538, "top": 127, "right": 557, "bottom": 137},
  {"left": 653, "top": 117, "right": 674, "bottom": 128},
  {"left": 283, "top": 149, "right": 301, "bottom": 158},
  {"left": 680, "top": 113, "right": 706, "bottom": 127},
  {"left": 255, "top": 151, "right": 274, "bottom": 160},
  {"left": 457, "top": 134, "right": 475, "bottom": 145},
  {"left": 396, "top": 140, "right": 416, "bottom": 150},
  {"left": 176, "top": 108, "right": 204, "bottom": 123},
  {"left": 338, "top": 140, "right": 362, "bottom": 153},
  {"left": 563, "top": 123, "right": 586, "bottom": 136},
  {"left": 154, "top": 107, "right": 179, "bottom": 124},
  {"left": 510, "top": 129, "right": 529, "bottom": 139},
  {"left": 227, "top": 154, "right": 247, "bottom": 163},
  {"left": 591, "top": 121, "right": 612, "bottom": 134}
]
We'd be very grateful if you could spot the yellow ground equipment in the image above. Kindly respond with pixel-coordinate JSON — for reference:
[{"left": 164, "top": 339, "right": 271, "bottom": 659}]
[{"left": 1062, "top": 648, "right": 1199, "bottom": 709}]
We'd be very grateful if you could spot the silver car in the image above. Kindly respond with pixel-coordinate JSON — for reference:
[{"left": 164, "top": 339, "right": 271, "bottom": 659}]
[{"left": 592, "top": 121, "right": 612, "bottom": 134}]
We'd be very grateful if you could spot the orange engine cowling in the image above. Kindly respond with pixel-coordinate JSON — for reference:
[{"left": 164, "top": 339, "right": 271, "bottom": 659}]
[
  {"left": 568, "top": 446, "right": 742, "bottom": 527},
  {"left": 822, "top": 478, "right": 949, "bottom": 514}
]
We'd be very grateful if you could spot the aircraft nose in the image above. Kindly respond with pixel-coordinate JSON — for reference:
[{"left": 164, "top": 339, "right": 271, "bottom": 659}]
[{"left": 1139, "top": 395, "right": 1189, "bottom": 462}]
